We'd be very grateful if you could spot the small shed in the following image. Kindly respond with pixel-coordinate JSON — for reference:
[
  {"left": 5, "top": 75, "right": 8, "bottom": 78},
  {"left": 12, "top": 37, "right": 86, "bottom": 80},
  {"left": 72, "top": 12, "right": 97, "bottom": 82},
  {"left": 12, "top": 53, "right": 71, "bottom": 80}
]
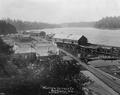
[{"left": 78, "top": 35, "right": 88, "bottom": 45}]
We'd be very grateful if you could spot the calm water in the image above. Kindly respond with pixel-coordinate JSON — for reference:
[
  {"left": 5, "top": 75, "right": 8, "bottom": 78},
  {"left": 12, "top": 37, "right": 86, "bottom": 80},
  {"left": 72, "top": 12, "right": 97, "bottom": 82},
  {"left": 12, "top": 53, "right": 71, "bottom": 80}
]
[{"left": 40, "top": 27, "right": 120, "bottom": 47}]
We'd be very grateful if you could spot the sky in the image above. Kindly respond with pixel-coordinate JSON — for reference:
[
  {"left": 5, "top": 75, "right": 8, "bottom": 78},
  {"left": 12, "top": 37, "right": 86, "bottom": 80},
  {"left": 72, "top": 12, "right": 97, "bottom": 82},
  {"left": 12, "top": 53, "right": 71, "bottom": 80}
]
[{"left": 0, "top": 0, "right": 120, "bottom": 23}]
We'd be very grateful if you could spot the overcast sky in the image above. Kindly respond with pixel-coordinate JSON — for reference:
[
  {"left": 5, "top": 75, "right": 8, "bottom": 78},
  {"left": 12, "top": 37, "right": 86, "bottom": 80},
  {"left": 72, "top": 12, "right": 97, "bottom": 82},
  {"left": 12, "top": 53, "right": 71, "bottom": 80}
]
[{"left": 0, "top": 0, "right": 120, "bottom": 23}]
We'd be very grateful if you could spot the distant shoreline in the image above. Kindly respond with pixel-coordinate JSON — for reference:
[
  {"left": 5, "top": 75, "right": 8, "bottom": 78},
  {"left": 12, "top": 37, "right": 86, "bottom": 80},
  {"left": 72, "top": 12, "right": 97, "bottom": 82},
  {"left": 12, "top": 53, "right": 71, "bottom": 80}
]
[{"left": 94, "top": 27, "right": 120, "bottom": 30}]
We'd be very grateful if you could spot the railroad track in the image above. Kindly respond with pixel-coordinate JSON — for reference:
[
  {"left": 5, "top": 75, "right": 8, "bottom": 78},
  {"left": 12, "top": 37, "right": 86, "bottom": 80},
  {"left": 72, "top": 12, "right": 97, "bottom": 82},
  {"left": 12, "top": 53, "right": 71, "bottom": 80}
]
[{"left": 59, "top": 48, "right": 120, "bottom": 95}]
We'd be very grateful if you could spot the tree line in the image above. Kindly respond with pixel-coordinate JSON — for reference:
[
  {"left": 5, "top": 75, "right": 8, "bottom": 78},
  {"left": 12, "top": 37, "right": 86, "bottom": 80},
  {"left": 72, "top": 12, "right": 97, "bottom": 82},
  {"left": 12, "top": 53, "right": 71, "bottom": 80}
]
[
  {"left": 95, "top": 16, "right": 120, "bottom": 29},
  {"left": 5, "top": 18, "right": 60, "bottom": 31},
  {"left": 2, "top": 16, "right": 120, "bottom": 31}
]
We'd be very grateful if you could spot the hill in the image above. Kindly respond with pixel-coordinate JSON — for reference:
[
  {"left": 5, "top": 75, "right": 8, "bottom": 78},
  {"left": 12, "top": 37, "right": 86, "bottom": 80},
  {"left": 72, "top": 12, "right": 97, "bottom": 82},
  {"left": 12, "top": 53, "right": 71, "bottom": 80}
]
[
  {"left": 95, "top": 16, "right": 120, "bottom": 29},
  {"left": 5, "top": 19, "right": 60, "bottom": 31}
]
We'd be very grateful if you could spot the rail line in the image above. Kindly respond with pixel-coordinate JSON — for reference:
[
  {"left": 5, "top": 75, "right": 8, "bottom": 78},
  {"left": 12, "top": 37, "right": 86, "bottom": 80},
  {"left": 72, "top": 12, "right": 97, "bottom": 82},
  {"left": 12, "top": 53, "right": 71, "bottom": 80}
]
[{"left": 59, "top": 48, "right": 120, "bottom": 94}]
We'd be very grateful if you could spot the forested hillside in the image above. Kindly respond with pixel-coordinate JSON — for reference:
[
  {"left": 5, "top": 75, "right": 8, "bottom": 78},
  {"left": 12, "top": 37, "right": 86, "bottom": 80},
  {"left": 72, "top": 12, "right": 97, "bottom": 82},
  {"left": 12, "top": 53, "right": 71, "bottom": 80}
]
[
  {"left": 5, "top": 19, "right": 60, "bottom": 31},
  {"left": 5, "top": 19, "right": 95, "bottom": 31},
  {"left": 95, "top": 16, "right": 120, "bottom": 29},
  {"left": 0, "top": 20, "right": 17, "bottom": 35}
]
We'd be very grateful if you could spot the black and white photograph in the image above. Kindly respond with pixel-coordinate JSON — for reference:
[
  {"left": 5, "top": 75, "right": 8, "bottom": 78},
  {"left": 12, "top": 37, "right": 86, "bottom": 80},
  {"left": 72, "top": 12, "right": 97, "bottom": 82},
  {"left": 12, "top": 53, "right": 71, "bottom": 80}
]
[{"left": 0, "top": 0, "right": 120, "bottom": 95}]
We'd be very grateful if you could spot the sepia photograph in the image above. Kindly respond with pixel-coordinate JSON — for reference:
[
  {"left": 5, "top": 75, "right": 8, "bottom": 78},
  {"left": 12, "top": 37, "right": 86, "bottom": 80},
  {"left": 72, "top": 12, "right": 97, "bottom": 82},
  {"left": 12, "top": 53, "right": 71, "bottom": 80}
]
[{"left": 0, "top": 0, "right": 120, "bottom": 95}]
